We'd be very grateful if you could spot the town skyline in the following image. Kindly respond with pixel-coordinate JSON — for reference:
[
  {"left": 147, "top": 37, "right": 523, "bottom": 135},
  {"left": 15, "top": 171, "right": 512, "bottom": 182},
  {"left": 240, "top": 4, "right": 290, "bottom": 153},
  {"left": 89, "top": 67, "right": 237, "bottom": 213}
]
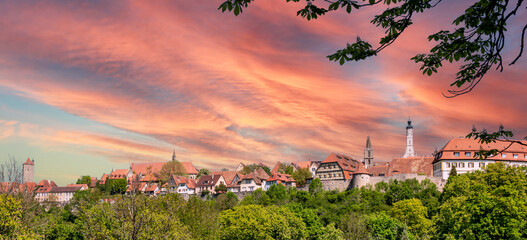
[{"left": 1, "top": 1, "right": 526, "bottom": 185}]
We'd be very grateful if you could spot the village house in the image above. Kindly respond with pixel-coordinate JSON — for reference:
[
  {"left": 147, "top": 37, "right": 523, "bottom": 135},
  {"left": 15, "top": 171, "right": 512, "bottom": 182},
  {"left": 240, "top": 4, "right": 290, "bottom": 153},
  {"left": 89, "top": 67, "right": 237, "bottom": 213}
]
[
  {"left": 169, "top": 175, "right": 196, "bottom": 195},
  {"left": 237, "top": 168, "right": 269, "bottom": 192},
  {"left": 211, "top": 171, "right": 242, "bottom": 193},
  {"left": 35, "top": 184, "right": 88, "bottom": 204},
  {"left": 264, "top": 173, "right": 295, "bottom": 190},
  {"left": 433, "top": 138, "right": 527, "bottom": 179},
  {"left": 196, "top": 174, "right": 226, "bottom": 194}
]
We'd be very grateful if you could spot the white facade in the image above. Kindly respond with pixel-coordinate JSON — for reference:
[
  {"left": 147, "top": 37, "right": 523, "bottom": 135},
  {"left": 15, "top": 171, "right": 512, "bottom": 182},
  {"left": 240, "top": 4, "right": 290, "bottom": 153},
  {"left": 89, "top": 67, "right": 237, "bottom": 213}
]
[
  {"left": 239, "top": 179, "right": 264, "bottom": 192},
  {"left": 433, "top": 138, "right": 527, "bottom": 179},
  {"left": 403, "top": 119, "right": 415, "bottom": 158}
]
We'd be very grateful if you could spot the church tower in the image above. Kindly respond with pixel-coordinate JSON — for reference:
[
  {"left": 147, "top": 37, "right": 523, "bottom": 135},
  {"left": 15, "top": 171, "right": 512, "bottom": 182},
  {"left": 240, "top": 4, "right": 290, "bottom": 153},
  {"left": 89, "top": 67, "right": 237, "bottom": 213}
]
[
  {"left": 23, "top": 158, "right": 34, "bottom": 183},
  {"left": 403, "top": 118, "right": 415, "bottom": 158},
  {"left": 172, "top": 150, "right": 177, "bottom": 161},
  {"left": 363, "top": 136, "right": 373, "bottom": 168}
]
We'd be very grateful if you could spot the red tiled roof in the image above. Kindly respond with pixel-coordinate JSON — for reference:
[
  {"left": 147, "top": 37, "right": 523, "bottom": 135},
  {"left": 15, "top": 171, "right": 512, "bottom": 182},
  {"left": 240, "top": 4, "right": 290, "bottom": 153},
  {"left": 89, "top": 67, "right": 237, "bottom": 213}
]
[
  {"left": 0, "top": 182, "right": 37, "bottom": 193},
  {"left": 387, "top": 157, "right": 434, "bottom": 176},
  {"left": 66, "top": 184, "right": 88, "bottom": 189},
  {"left": 181, "top": 162, "right": 198, "bottom": 175},
  {"left": 271, "top": 162, "right": 281, "bottom": 174},
  {"left": 294, "top": 161, "right": 311, "bottom": 169},
  {"left": 90, "top": 177, "right": 98, "bottom": 188},
  {"left": 353, "top": 162, "right": 369, "bottom": 175},
  {"left": 24, "top": 158, "right": 34, "bottom": 165},
  {"left": 436, "top": 138, "right": 527, "bottom": 162},
  {"left": 267, "top": 173, "right": 295, "bottom": 184},
  {"left": 49, "top": 186, "right": 84, "bottom": 193},
  {"left": 99, "top": 174, "right": 109, "bottom": 185},
  {"left": 368, "top": 165, "right": 389, "bottom": 176},
  {"left": 171, "top": 175, "right": 196, "bottom": 189},
  {"left": 38, "top": 180, "right": 58, "bottom": 188},
  {"left": 145, "top": 183, "right": 159, "bottom": 192},
  {"left": 130, "top": 161, "right": 198, "bottom": 175},
  {"left": 196, "top": 174, "right": 224, "bottom": 187},
  {"left": 210, "top": 171, "right": 240, "bottom": 185},
  {"left": 109, "top": 169, "right": 128, "bottom": 179},
  {"left": 322, "top": 153, "right": 358, "bottom": 171}
]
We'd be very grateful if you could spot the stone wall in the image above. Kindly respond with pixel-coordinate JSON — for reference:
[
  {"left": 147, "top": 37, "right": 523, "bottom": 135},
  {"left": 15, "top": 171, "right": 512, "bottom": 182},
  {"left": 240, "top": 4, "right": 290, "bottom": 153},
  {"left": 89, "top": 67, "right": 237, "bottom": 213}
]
[
  {"left": 367, "top": 174, "right": 446, "bottom": 191},
  {"left": 321, "top": 179, "right": 351, "bottom": 191}
]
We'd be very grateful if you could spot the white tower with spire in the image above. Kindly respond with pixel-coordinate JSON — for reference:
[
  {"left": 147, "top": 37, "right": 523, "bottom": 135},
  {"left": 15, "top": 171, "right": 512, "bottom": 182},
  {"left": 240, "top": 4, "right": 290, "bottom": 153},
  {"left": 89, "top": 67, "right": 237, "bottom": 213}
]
[
  {"left": 403, "top": 118, "right": 415, "bottom": 158},
  {"left": 363, "top": 136, "right": 373, "bottom": 168}
]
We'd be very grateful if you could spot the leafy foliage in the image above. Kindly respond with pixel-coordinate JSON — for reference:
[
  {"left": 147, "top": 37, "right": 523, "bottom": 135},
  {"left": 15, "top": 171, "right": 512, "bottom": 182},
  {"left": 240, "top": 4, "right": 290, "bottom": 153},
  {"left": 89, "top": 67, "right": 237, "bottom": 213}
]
[
  {"left": 219, "top": 0, "right": 526, "bottom": 96},
  {"left": 292, "top": 167, "right": 313, "bottom": 187},
  {"left": 76, "top": 175, "right": 92, "bottom": 185}
]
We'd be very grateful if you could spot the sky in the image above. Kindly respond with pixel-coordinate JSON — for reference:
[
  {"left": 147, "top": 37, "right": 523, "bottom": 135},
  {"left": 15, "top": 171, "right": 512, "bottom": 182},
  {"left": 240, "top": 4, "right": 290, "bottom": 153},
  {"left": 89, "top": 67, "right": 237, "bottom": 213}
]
[{"left": 0, "top": 0, "right": 526, "bottom": 185}]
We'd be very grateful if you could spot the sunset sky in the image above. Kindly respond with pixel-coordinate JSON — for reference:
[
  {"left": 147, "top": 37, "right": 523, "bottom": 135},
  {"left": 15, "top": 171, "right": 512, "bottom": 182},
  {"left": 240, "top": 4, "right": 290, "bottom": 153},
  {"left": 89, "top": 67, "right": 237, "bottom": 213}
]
[{"left": 0, "top": 1, "right": 526, "bottom": 185}]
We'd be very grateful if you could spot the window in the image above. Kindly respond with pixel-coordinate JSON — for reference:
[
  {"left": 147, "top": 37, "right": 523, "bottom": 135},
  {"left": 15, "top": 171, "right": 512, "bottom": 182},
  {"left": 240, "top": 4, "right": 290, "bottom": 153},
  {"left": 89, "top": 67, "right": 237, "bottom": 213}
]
[
  {"left": 468, "top": 162, "right": 474, "bottom": 168},
  {"left": 514, "top": 154, "right": 518, "bottom": 159},
  {"left": 446, "top": 162, "right": 451, "bottom": 168},
  {"left": 502, "top": 153, "right": 507, "bottom": 158},
  {"left": 459, "top": 162, "right": 465, "bottom": 168},
  {"left": 480, "top": 162, "right": 485, "bottom": 168},
  {"left": 454, "top": 152, "right": 460, "bottom": 157},
  {"left": 465, "top": 152, "right": 471, "bottom": 157}
]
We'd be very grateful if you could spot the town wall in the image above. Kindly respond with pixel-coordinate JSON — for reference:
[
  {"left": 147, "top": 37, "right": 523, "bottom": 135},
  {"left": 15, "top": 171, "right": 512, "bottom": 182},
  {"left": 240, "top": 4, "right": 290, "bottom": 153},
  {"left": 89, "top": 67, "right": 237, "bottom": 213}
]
[
  {"left": 321, "top": 179, "right": 351, "bottom": 191},
  {"left": 367, "top": 174, "right": 446, "bottom": 191}
]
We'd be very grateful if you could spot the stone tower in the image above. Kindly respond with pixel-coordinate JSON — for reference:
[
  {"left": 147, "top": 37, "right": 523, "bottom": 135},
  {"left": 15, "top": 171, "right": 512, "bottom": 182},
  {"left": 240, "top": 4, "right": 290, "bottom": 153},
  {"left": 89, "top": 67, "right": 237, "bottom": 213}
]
[
  {"left": 352, "top": 162, "right": 370, "bottom": 189},
  {"left": 363, "top": 136, "right": 373, "bottom": 168},
  {"left": 403, "top": 118, "right": 415, "bottom": 158},
  {"left": 22, "top": 158, "right": 34, "bottom": 183}
]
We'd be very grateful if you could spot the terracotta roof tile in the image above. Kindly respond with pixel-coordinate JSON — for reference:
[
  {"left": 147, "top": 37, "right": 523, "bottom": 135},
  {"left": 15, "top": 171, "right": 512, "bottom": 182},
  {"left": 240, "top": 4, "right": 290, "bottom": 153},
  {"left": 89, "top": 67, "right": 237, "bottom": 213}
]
[
  {"left": 387, "top": 157, "right": 434, "bottom": 176},
  {"left": 436, "top": 138, "right": 527, "bottom": 162}
]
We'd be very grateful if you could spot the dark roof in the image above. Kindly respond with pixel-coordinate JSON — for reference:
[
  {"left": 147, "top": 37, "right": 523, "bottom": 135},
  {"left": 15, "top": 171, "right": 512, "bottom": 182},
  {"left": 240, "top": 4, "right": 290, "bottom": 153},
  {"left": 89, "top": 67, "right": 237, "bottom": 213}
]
[
  {"left": 49, "top": 186, "right": 83, "bottom": 193},
  {"left": 196, "top": 174, "right": 223, "bottom": 187}
]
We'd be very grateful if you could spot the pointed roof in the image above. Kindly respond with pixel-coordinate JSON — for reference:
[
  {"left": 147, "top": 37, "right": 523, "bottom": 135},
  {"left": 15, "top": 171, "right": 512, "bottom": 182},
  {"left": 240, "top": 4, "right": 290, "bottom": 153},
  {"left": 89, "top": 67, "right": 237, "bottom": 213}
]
[
  {"left": 353, "top": 162, "right": 369, "bottom": 175},
  {"left": 365, "top": 136, "right": 372, "bottom": 149},
  {"left": 24, "top": 158, "right": 34, "bottom": 165},
  {"left": 172, "top": 150, "right": 176, "bottom": 161},
  {"left": 406, "top": 117, "right": 413, "bottom": 129}
]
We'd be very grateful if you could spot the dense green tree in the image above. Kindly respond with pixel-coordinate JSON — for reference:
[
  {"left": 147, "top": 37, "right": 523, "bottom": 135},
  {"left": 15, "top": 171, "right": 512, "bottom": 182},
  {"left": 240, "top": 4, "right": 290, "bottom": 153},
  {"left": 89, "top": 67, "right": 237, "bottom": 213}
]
[
  {"left": 214, "top": 183, "right": 228, "bottom": 193},
  {"left": 216, "top": 192, "right": 238, "bottom": 211},
  {"left": 278, "top": 163, "right": 295, "bottom": 175},
  {"left": 76, "top": 175, "right": 92, "bottom": 185},
  {"left": 197, "top": 168, "right": 211, "bottom": 179},
  {"left": 434, "top": 163, "right": 527, "bottom": 239},
  {"left": 309, "top": 178, "right": 323, "bottom": 196},
  {"left": 218, "top": 205, "right": 307, "bottom": 240},
  {"left": 390, "top": 198, "right": 431, "bottom": 238},
  {"left": 105, "top": 178, "right": 127, "bottom": 195},
  {"left": 240, "top": 164, "right": 271, "bottom": 175},
  {"left": 157, "top": 160, "right": 187, "bottom": 184},
  {"left": 366, "top": 212, "right": 414, "bottom": 240},
  {"left": 266, "top": 184, "right": 288, "bottom": 205},
  {"left": 292, "top": 167, "right": 313, "bottom": 187}
]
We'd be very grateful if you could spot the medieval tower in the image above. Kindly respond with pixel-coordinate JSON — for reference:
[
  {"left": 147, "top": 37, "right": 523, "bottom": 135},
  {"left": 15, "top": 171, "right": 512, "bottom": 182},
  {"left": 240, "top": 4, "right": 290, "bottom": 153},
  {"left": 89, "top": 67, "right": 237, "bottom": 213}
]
[
  {"left": 22, "top": 158, "right": 34, "bottom": 183},
  {"left": 363, "top": 136, "right": 373, "bottom": 168},
  {"left": 403, "top": 118, "right": 415, "bottom": 158}
]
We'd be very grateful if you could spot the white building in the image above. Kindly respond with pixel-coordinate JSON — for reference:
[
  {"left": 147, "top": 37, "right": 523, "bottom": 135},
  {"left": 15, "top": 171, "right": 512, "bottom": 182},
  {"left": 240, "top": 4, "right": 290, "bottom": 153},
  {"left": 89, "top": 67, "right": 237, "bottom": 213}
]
[{"left": 433, "top": 138, "right": 527, "bottom": 179}]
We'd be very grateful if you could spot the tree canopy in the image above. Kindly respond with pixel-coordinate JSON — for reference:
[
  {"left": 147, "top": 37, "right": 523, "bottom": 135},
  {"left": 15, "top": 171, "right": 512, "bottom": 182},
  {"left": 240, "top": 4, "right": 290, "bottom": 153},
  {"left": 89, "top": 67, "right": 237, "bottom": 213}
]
[{"left": 219, "top": 0, "right": 526, "bottom": 97}]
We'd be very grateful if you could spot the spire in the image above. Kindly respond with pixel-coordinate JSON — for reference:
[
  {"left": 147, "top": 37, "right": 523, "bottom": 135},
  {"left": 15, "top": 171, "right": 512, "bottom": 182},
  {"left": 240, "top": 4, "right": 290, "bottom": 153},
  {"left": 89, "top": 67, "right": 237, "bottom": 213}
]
[
  {"left": 172, "top": 150, "right": 176, "bottom": 161},
  {"left": 407, "top": 116, "right": 413, "bottom": 129},
  {"left": 365, "top": 136, "right": 372, "bottom": 148}
]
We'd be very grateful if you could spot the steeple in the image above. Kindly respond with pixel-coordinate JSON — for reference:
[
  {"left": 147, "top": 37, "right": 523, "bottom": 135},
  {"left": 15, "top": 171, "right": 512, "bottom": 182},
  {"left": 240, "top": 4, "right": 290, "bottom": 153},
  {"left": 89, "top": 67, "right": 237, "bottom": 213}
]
[
  {"left": 172, "top": 150, "right": 176, "bottom": 161},
  {"left": 403, "top": 117, "right": 415, "bottom": 158},
  {"left": 363, "top": 136, "right": 373, "bottom": 168}
]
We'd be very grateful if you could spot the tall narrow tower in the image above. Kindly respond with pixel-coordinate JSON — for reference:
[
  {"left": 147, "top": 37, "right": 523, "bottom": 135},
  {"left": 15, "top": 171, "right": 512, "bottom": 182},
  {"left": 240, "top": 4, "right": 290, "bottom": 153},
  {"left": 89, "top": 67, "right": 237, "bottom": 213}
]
[
  {"left": 22, "top": 158, "right": 34, "bottom": 183},
  {"left": 172, "top": 150, "right": 177, "bottom": 161},
  {"left": 363, "top": 136, "right": 374, "bottom": 168},
  {"left": 403, "top": 118, "right": 415, "bottom": 158}
]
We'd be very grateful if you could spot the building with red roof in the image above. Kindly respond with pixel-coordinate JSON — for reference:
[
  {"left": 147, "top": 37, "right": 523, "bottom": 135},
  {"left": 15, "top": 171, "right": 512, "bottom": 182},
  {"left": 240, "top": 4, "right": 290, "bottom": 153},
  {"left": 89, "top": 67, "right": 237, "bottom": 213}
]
[
  {"left": 264, "top": 173, "right": 295, "bottom": 190},
  {"left": 433, "top": 138, "right": 527, "bottom": 179}
]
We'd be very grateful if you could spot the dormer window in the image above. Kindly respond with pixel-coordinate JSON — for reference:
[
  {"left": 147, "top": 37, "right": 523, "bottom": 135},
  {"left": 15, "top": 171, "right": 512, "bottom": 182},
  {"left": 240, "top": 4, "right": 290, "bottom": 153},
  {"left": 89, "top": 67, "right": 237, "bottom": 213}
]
[
  {"left": 454, "top": 152, "right": 460, "bottom": 157},
  {"left": 513, "top": 154, "right": 518, "bottom": 159},
  {"left": 465, "top": 152, "right": 471, "bottom": 157},
  {"left": 502, "top": 153, "right": 507, "bottom": 158}
]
